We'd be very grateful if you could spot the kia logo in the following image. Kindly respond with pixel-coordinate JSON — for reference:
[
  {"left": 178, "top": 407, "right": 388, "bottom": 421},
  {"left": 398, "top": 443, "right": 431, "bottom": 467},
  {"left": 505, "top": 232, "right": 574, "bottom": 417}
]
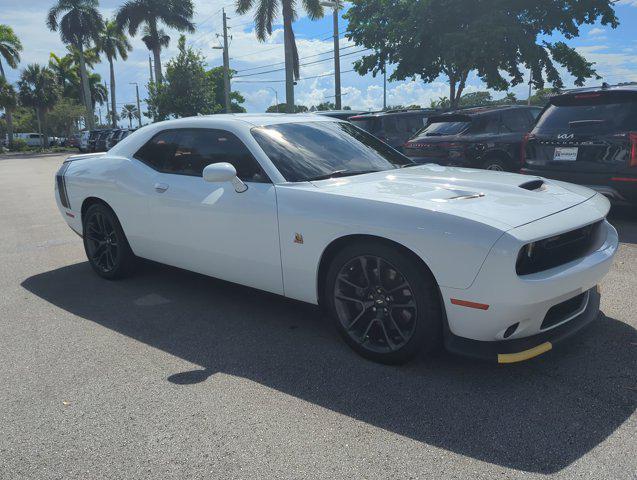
[{"left": 557, "top": 133, "right": 575, "bottom": 139}]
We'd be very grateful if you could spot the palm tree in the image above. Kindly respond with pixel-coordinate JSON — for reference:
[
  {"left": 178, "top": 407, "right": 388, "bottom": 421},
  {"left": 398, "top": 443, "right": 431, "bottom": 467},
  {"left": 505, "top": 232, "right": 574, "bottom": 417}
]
[
  {"left": 88, "top": 73, "right": 108, "bottom": 108},
  {"left": 96, "top": 20, "right": 132, "bottom": 127},
  {"left": 47, "top": 0, "right": 104, "bottom": 130},
  {"left": 48, "top": 52, "right": 78, "bottom": 96},
  {"left": 0, "top": 77, "right": 17, "bottom": 147},
  {"left": 0, "top": 25, "right": 23, "bottom": 147},
  {"left": 120, "top": 103, "right": 138, "bottom": 128},
  {"left": 236, "top": 0, "right": 323, "bottom": 113},
  {"left": 116, "top": 0, "right": 195, "bottom": 84},
  {"left": 17, "top": 64, "right": 60, "bottom": 148}
]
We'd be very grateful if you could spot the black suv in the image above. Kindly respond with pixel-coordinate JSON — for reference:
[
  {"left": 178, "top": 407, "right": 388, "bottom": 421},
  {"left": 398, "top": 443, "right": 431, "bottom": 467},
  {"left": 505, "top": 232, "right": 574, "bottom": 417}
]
[
  {"left": 349, "top": 109, "right": 438, "bottom": 151},
  {"left": 403, "top": 105, "right": 541, "bottom": 171},
  {"left": 522, "top": 84, "right": 637, "bottom": 204}
]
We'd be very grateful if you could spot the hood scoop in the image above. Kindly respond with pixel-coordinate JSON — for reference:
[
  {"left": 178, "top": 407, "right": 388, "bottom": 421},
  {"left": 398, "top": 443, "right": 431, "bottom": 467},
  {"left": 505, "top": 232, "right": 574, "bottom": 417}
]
[
  {"left": 519, "top": 179, "right": 546, "bottom": 191},
  {"left": 432, "top": 188, "right": 485, "bottom": 202}
]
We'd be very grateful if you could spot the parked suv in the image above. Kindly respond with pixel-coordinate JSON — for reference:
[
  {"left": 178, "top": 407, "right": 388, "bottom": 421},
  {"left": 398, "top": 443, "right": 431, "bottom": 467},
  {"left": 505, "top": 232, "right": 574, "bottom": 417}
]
[
  {"left": 522, "top": 84, "right": 637, "bottom": 204},
  {"left": 88, "top": 129, "right": 106, "bottom": 152},
  {"left": 403, "top": 105, "right": 541, "bottom": 170},
  {"left": 349, "top": 109, "right": 438, "bottom": 151}
]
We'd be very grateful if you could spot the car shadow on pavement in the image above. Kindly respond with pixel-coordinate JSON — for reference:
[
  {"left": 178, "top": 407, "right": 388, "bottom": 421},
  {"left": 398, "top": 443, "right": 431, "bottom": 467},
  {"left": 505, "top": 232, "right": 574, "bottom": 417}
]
[{"left": 22, "top": 261, "right": 637, "bottom": 474}]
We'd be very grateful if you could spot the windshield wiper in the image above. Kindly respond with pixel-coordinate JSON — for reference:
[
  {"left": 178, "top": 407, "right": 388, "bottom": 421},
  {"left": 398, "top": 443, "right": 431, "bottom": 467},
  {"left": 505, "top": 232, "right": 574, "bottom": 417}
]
[{"left": 306, "top": 169, "right": 381, "bottom": 181}]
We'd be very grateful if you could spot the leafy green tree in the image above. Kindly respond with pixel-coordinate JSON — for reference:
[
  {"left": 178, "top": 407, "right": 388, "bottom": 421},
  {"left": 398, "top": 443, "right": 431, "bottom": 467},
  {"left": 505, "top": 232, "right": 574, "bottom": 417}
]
[
  {"left": 97, "top": 19, "right": 132, "bottom": 127},
  {"left": 47, "top": 0, "right": 104, "bottom": 129},
  {"left": 0, "top": 77, "right": 17, "bottom": 146},
  {"left": 18, "top": 64, "right": 61, "bottom": 148},
  {"left": 47, "top": 97, "right": 85, "bottom": 137},
  {"left": 266, "top": 103, "right": 308, "bottom": 113},
  {"left": 120, "top": 103, "right": 138, "bottom": 128},
  {"left": 116, "top": 0, "right": 195, "bottom": 84},
  {"left": 207, "top": 66, "right": 246, "bottom": 113},
  {"left": 146, "top": 36, "right": 217, "bottom": 119},
  {"left": 528, "top": 88, "right": 557, "bottom": 107},
  {"left": 312, "top": 101, "right": 336, "bottom": 111},
  {"left": 0, "top": 25, "right": 23, "bottom": 146},
  {"left": 237, "top": 0, "right": 324, "bottom": 113},
  {"left": 346, "top": 0, "right": 619, "bottom": 108}
]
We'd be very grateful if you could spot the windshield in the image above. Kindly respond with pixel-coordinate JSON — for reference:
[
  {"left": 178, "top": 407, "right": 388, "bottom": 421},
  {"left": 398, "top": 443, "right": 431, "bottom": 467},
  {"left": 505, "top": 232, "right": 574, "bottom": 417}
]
[
  {"left": 251, "top": 121, "right": 412, "bottom": 182},
  {"left": 535, "top": 96, "right": 637, "bottom": 134},
  {"left": 418, "top": 121, "right": 470, "bottom": 137}
]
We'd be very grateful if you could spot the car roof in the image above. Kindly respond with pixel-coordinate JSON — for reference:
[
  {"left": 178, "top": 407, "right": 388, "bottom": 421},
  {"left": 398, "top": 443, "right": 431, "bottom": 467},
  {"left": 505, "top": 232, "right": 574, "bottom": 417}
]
[
  {"left": 349, "top": 108, "right": 438, "bottom": 119},
  {"left": 427, "top": 105, "right": 540, "bottom": 121},
  {"left": 146, "top": 113, "right": 343, "bottom": 129}
]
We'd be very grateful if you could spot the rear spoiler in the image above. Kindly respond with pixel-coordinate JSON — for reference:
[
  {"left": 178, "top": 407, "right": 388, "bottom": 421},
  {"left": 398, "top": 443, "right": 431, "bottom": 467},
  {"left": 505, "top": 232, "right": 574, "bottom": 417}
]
[{"left": 64, "top": 152, "right": 107, "bottom": 163}]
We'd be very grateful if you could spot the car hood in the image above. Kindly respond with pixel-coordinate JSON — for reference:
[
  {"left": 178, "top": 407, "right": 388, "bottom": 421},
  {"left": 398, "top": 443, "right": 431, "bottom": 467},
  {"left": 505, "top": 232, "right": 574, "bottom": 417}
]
[{"left": 309, "top": 164, "right": 597, "bottom": 230}]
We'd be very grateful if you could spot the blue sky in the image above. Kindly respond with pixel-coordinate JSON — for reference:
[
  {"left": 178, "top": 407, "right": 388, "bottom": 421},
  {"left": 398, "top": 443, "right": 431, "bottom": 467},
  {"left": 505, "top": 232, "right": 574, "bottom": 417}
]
[{"left": 2, "top": 0, "right": 637, "bottom": 126}]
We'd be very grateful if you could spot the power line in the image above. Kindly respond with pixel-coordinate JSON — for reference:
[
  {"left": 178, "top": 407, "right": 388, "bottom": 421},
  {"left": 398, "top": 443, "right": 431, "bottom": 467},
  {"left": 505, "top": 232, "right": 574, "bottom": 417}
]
[
  {"left": 233, "top": 48, "right": 370, "bottom": 78},
  {"left": 235, "top": 44, "right": 357, "bottom": 73},
  {"left": 233, "top": 68, "right": 356, "bottom": 83},
  {"left": 229, "top": 29, "right": 348, "bottom": 60}
]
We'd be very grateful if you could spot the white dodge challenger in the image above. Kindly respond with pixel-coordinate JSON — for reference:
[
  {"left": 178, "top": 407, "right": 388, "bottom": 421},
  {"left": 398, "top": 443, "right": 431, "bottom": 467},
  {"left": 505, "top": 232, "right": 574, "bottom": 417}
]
[{"left": 55, "top": 114, "right": 618, "bottom": 364}]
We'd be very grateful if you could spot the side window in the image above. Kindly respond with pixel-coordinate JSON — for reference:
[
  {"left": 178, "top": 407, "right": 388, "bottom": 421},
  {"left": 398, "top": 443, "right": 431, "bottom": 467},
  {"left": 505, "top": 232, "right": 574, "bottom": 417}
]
[
  {"left": 382, "top": 117, "right": 399, "bottom": 135},
  {"left": 501, "top": 110, "right": 529, "bottom": 133},
  {"left": 469, "top": 115, "right": 500, "bottom": 135},
  {"left": 134, "top": 128, "right": 269, "bottom": 183},
  {"left": 134, "top": 130, "right": 176, "bottom": 171}
]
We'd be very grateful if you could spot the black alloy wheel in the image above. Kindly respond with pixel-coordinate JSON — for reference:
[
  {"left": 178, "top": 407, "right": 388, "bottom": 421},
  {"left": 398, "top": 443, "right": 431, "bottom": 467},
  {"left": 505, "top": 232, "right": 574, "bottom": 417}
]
[
  {"left": 83, "top": 203, "right": 135, "bottom": 279},
  {"left": 334, "top": 255, "right": 418, "bottom": 353},
  {"left": 326, "top": 242, "right": 442, "bottom": 364}
]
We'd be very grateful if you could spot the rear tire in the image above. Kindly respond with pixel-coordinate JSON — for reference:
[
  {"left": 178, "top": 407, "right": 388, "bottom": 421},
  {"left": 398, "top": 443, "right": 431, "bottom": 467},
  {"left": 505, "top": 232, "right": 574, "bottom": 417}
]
[
  {"left": 82, "top": 203, "right": 136, "bottom": 280},
  {"left": 325, "top": 241, "right": 442, "bottom": 364}
]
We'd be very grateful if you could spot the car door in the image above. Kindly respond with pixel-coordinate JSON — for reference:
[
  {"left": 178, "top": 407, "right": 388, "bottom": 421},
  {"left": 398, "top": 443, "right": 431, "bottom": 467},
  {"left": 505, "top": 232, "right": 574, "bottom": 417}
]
[{"left": 136, "top": 128, "right": 284, "bottom": 295}]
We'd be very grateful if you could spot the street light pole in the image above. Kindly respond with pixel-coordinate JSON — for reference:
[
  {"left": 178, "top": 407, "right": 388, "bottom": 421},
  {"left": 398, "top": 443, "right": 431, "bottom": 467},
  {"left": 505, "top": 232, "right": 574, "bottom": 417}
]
[
  {"left": 267, "top": 87, "right": 279, "bottom": 112},
  {"left": 130, "top": 82, "right": 142, "bottom": 128}
]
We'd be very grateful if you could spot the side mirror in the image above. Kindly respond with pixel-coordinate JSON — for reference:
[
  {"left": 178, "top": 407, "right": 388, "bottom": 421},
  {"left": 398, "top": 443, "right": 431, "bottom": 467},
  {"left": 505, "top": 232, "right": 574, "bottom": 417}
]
[{"left": 202, "top": 162, "right": 248, "bottom": 193}]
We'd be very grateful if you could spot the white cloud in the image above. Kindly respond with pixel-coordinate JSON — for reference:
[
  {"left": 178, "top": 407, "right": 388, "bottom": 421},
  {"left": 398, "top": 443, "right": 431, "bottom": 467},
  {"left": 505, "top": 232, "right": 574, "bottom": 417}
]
[{"left": 588, "top": 27, "right": 606, "bottom": 36}]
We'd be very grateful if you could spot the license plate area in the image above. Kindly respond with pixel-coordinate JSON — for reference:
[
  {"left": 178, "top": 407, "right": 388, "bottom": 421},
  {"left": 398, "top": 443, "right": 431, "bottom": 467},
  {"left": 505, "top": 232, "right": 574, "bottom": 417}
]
[{"left": 553, "top": 147, "right": 578, "bottom": 162}]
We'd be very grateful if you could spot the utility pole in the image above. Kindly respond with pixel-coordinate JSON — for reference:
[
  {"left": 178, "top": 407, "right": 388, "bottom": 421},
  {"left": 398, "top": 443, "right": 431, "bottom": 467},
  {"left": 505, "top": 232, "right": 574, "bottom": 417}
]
[
  {"left": 149, "top": 56, "right": 154, "bottom": 84},
  {"left": 527, "top": 70, "right": 533, "bottom": 106},
  {"left": 383, "top": 66, "right": 387, "bottom": 110},
  {"left": 105, "top": 83, "right": 111, "bottom": 125},
  {"left": 321, "top": 1, "right": 341, "bottom": 109},
  {"left": 221, "top": 9, "right": 232, "bottom": 113},
  {"left": 130, "top": 82, "right": 142, "bottom": 128}
]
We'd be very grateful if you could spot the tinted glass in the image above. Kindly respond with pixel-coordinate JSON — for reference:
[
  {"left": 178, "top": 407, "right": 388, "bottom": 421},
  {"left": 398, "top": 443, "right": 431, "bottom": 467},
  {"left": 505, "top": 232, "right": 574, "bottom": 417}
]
[
  {"left": 501, "top": 110, "right": 530, "bottom": 133},
  {"left": 469, "top": 114, "right": 500, "bottom": 134},
  {"left": 251, "top": 121, "right": 412, "bottom": 182},
  {"left": 534, "top": 95, "right": 637, "bottom": 134},
  {"left": 349, "top": 117, "right": 378, "bottom": 133},
  {"left": 418, "top": 121, "right": 470, "bottom": 136},
  {"left": 134, "top": 128, "right": 269, "bottom": 182}
]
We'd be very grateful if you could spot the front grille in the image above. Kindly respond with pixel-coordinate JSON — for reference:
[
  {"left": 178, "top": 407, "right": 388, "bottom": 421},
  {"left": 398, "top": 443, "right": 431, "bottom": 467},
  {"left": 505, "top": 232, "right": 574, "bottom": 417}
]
[
  {"left": 541, "top": 291, "right": 589, "bottom": 330},
  {"left": 516, "top": 221, "right": 602, "bottom": 275}
]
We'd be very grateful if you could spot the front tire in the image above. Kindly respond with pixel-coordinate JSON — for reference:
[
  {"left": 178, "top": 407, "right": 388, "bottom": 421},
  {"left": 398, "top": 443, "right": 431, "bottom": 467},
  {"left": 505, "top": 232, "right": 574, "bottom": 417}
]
[
  {"left": 82, "top": 203, "right": 136, "bottom": 280},
  {"left": 325, "top": 241, "right": 442, "bottom": 364}
]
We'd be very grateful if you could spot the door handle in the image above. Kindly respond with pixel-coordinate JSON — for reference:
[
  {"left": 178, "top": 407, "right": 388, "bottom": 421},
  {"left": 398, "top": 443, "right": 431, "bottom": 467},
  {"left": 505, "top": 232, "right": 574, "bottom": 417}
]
[{"left": 154, "top": 182, "right": 169, "bottom": 193}]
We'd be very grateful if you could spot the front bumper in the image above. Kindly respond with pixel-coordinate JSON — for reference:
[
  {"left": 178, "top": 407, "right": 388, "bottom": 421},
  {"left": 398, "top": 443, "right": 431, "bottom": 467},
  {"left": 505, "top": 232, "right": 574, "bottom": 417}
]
[{"left": 445, "top": 286, "right": 600, "bottom": 363}]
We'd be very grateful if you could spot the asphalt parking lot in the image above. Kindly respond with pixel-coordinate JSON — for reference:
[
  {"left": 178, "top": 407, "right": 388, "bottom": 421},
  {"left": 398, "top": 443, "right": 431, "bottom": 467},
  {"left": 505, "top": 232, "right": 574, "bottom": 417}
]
[{"left": 0, "top": 153, "right": 635, "bottom": 479}]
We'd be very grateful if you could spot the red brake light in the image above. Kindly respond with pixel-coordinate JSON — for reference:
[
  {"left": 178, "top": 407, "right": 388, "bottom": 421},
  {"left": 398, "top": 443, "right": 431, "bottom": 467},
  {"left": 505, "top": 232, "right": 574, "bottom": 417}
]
[
  {"left": 629, "top": 132, "right": 637, "bottom": 168},
  {"left": 574, "top": 93, "right": 602, "bottom": 99},
  {"left": 520, "top": 133, "right": 532, "bottom": 166}
]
